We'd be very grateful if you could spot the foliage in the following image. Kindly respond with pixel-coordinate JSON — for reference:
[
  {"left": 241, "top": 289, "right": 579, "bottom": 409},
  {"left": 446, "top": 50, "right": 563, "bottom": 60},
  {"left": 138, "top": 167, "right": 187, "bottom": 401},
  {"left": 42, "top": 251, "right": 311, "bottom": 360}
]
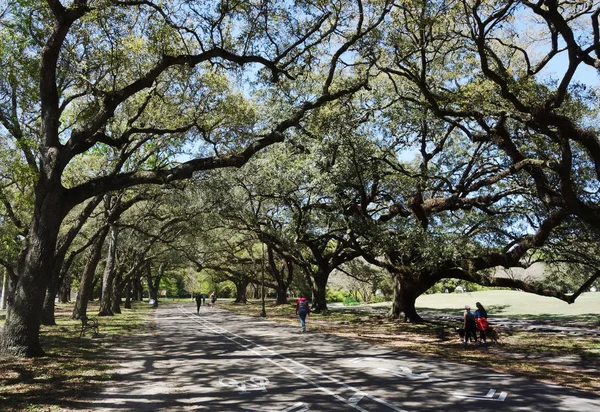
[{"left": 325, "top": 287, "right": 347, "bottom": 303}]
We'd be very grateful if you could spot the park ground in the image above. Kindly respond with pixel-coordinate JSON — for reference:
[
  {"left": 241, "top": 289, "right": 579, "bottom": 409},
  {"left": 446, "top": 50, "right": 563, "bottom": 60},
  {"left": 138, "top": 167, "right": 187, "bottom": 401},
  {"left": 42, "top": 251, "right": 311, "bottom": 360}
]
[{"left": 0, "top": 290, "right": 598, "bottom": 410}]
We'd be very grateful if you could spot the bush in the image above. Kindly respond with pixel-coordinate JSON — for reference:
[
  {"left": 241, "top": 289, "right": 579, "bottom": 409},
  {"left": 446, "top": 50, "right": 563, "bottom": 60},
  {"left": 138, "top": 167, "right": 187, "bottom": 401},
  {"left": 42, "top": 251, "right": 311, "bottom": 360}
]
[
  {"left": 326, "top": 287, "right": 347, "bottom": 303},
  {"left": 343, "top": 296, "right": 361, "bottom": 306},
  {"left": 369, "top": 295, "right": 387, "bottom": 303}
]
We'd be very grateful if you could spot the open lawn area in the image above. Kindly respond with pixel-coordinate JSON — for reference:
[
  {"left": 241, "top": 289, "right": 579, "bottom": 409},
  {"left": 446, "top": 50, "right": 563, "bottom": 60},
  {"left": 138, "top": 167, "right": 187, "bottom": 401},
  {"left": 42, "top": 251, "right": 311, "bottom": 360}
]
[{"left": 412, "top": 290, "right": 600, "bottom": 321}]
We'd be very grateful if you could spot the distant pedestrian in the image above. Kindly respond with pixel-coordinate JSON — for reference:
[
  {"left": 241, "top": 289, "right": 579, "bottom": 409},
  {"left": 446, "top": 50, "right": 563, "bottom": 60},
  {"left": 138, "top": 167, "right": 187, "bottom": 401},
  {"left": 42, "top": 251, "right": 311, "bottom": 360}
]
[
  {"left": 195, "top": 294, "right": 202, "bottom": 313},
  {"left": 209, "top": 292, "right": 216, "bottom": 307},
  {"left": 295, "top": 294, "right": 310, "bottom": 332},
  {"left": 463, "top": 305, "right": 477, "bottom": 344},
  {"left": 202, "top": 294, "right": 206, "bottom": 306},
  {"left": 475, "top": 302, "right": 488, "bottom": 343}
]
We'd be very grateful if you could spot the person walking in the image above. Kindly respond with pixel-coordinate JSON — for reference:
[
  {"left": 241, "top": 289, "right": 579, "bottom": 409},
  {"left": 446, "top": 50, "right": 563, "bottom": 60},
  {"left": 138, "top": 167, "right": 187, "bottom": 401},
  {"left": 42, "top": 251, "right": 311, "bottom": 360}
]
[
  {"left": 195, "top": 294, "right": 202, "bottom": 313},
  {"left": 463, "top": 305, "right": 478, "bottom": 344},
  {"left": 475, "top": 302, "right": 489, "bottom": 344},
  {"left": 295, "top": 294, "right": 310, "bottom": 332},
  {"left": 209, "top": 292, "right": 216, "bottom": 307}
]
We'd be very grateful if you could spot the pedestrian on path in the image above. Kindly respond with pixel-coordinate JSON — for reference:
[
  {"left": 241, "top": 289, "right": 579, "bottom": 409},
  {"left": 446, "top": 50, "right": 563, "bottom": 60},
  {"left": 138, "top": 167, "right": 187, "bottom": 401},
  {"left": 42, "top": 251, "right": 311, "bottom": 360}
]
[
  {"left": 475, "top": 302, "right": 488, "bottom": 344},
  {"left": 195, "top": 294, "right": 202, "bottom": 313},
  {"left": 463, "top": 305, "right": 478, "bottom": 344},
  {"left": 296, "top": 294, "right": 310, "bottom": 332},
  {"left": 209, "top": 292, "right": 216, "bottom": 307}
]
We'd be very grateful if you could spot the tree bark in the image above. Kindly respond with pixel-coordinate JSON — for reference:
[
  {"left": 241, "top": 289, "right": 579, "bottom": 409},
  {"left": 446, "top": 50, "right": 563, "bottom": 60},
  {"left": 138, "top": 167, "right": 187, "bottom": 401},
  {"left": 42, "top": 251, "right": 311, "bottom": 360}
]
[
  {"left": 72, "top": 227, "right": 109, "bottom": 320},
  {"left": 1, "top": 270, "right": 7, "bottom": 310},
  {"left": 147, "top": 263, "right": 162, "bottom": 308},
  {"left": 0, "top": 190, "right": 65, "bottom": 357},
  {"left": 234, "top": 277, "right": 249, "bottom": 303},
  {"left": 41, "top": 273, "right": 60, "bottom": 326},
  {"left": 98, "top": 225, "right": 118, "bottom": 316},
  {"left": 312, "top": 268, "right": 330, "bottom": 313},
  {"left": 110, "top": 266, "right": 124, "bottom": 314},
  {"left": 388, "top": 273, "right": 430, "bottom": 323},
  {"left": 124, "top": 280, "right": 132, "bottom": 309}
]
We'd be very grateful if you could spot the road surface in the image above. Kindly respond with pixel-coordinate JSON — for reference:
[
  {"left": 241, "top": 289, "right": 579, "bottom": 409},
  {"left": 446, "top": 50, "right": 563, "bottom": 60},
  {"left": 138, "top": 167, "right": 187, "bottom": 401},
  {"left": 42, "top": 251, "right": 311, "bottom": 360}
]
[{"left": 87, "top": 304, "right": 600, "bottom": 411}]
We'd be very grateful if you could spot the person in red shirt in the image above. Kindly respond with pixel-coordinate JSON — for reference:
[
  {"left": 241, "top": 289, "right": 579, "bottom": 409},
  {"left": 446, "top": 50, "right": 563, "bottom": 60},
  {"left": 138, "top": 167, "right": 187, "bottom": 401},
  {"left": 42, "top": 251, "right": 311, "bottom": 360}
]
[{"left": 295, "top": 294, "right": 310, "bottom": 332}]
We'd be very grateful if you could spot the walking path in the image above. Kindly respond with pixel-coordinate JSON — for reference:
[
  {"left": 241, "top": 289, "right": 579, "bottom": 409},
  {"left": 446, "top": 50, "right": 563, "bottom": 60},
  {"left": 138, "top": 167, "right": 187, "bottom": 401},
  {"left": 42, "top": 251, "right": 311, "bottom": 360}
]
[{"left": 82, "top": 303, "right": 600, "bottom": 411}]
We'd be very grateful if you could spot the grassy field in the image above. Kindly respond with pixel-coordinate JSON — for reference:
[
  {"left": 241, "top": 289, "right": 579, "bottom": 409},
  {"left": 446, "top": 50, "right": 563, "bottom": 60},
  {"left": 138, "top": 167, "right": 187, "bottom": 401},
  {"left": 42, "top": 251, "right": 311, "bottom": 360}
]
[{"left": 412, "top": 290, "right": 600, "bottom": 320}]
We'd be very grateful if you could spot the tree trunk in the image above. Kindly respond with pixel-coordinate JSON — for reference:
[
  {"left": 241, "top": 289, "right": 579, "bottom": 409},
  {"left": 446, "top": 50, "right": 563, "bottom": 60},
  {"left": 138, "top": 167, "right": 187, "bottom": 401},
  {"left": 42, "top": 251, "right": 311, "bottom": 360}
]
[
  {"left": 72, "top": 228, "right": 109, "bottom": 320},
  {"left": 41, "top": 196, "right": 102, "bottom": 325},
  {"left": 59, "top": 278, "right": 70, "bottom": 303},
  {"left": 275, "top": 260, "right": 293, "bottom": 305},
  {"left": 124, "top": 281, "right": 132, "bottom": 309},
  {"left": 133, "top": 276, "right": 144, "bottom": 301},
  {"left": 147, "top": 263, "right": 162, "bottom": 308},
  {"left": 234, "top": 277, "right": 249, "bottom": 303},
  {"left": 1, "top": 270, "right": 7, "bottom": 310},
  {"left": 0, "top": 190, "right": 64, "bottom": 357},
  {"left": 98, "top": 225, "right": 118, "bottom": 316},
  {"left": 275, "top": 284, "right": 288, "bottom": 305},
  {"left": 388, "top": 274, "right": 426, "bottom": 323},
  {"left": 110, "top": 267, "right": 124, "bottom": 314},
  {"left": 311, "top": 268, "right": 330, "bottom": 313},
  {"left": 41, "top": 278, "right": 58, "bottom": 326}
]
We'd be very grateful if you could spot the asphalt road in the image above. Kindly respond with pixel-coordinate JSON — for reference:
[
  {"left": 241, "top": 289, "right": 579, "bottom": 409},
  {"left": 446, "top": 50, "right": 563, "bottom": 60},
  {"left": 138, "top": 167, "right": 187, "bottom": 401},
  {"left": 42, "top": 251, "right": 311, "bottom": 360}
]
[{"left": 89, "top": 304, "right": 600, "bottom": 411}]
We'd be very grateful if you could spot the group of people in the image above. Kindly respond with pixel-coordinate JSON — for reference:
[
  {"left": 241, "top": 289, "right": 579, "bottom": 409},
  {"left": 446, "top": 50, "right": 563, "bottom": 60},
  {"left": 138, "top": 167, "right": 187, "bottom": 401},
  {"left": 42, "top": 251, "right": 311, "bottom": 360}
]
[
  {"left": 195, "top": 292, "right": 217, "bottom": 313},
  {"left": 463, "top": 301, "right": 489, "bottom": 344}
]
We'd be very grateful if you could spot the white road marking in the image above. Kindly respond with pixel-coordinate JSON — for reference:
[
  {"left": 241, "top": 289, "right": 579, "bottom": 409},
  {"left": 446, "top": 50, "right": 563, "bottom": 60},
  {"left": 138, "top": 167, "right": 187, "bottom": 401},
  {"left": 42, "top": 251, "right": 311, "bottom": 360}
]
[
  {"left": 179, "top": 306, "right": 407, "bottom": 412},
  {"left": 452, "top": 389, "right": 508, "bottom": 401},
  {"left": 378, "top": 367, "right": 443, "bottom": 382}
]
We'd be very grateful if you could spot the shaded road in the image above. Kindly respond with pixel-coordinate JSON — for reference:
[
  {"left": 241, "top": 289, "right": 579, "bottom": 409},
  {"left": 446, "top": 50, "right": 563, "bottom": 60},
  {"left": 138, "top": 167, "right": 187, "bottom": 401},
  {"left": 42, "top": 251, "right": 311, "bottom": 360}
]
[{"left": 89, "top": 304, "right": 599, "bottom": 411}]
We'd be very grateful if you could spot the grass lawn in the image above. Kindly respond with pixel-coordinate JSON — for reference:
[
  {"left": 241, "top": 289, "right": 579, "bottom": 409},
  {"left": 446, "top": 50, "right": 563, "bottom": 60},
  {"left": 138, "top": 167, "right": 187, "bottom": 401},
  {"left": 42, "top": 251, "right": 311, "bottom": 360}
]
[{"left": 413, "top": 290, "right": 600, "bottom": 322}]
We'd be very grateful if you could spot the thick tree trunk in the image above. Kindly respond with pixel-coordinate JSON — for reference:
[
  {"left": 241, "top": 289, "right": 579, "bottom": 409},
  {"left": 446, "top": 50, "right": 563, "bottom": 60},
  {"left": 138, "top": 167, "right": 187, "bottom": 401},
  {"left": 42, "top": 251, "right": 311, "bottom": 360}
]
[
  {"left": 133, "top": 276, "right": 144, "bottom": 301},
  {"left": 234, "top": 278, "right": 249, "bottom": 303},
  {"left": 0, "top": 192, "right": 64, "bottom": 357},
  {"left": 311, "top": 268, "right": 330, "bottom": 313},
  {"left": 98, "top": 225, "right": 118, "bottom": 316},
  {"left": 41, "top": 278, "right": 59, "bottom": 326},
  {"left": 72, "top": 228, "right": 109, "bottom": 320},
  {"left": 59, "top": 278, "right": 70, "bottom": 303},
  {"left": 388, "top": 274, "right": 427, "bottom": 323},
  {"left": 147, "top": 263, "right": 162, "bottom": 308},
  {"left": 275, "top": 284, "right": 288, "bottom": 305}
]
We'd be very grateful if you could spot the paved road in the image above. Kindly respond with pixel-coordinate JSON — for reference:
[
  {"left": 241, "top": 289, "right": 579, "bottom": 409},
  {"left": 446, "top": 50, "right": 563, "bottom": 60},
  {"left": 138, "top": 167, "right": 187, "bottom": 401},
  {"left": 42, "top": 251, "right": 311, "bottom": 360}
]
[{"left": 89, "top": 304, "right": 600, "bottom": 411}]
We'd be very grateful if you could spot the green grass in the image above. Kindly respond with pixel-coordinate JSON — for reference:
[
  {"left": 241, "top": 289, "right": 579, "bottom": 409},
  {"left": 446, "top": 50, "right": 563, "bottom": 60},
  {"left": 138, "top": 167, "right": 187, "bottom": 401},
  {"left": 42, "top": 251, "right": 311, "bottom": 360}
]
[{"left": 357, "top": 290, "right": 599, "bottom": 324}]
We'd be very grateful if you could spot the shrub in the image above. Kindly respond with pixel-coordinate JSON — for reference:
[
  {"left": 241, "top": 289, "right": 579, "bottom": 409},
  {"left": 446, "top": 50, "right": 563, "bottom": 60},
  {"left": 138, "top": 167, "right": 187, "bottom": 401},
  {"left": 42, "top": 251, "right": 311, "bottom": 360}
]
[
  {"left": 326, "top": 287, "right": 347, "bottom": 303},
  {"left": 343, "top": 296, "right": 361, "bottom": 306}
]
